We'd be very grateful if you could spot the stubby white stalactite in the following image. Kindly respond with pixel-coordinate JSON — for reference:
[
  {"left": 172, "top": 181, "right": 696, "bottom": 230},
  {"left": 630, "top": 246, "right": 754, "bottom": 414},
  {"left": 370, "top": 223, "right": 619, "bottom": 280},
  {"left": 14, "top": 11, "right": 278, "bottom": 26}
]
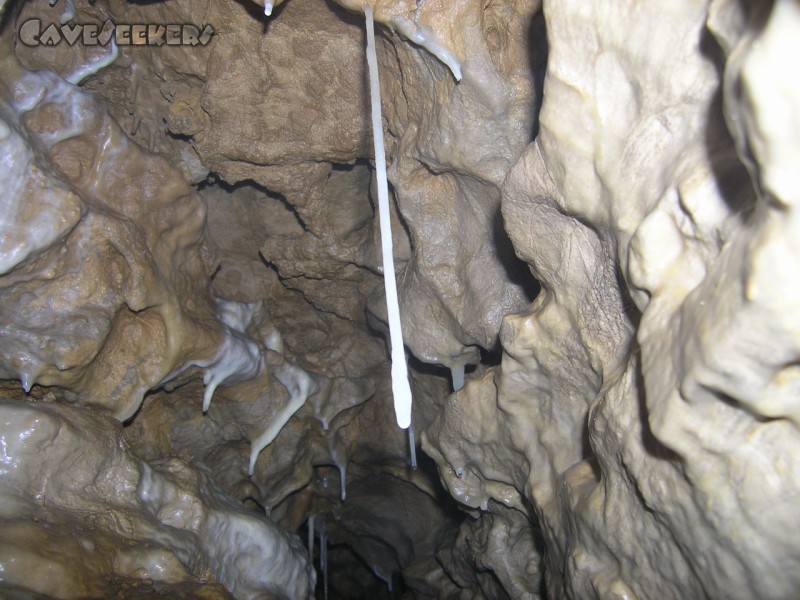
[
  {"left": 364, "top": 4, "right": 413, "bottom": 430},
  {"left": 338, "top": 462, "right": 347, "bottom": 502},
  {"left": 450, "top": 364, "right": 465, "bottom": 392},
  {"left": 372, "top": 567, "right": 393, "bottom": 596}
]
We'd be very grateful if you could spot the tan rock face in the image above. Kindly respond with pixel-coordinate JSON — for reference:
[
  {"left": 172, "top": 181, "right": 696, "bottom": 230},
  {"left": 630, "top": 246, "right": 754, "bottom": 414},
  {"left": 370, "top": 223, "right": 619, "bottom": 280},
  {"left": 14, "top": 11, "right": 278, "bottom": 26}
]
[
  {"left": 0, "top": 51, "right": 219, "bottom": 421},
  {"left": 1, "top": 0, "right": 798, "bottom": 598},
  {"left": 426, "top": 0, "right": 800, "bottom": 598}
]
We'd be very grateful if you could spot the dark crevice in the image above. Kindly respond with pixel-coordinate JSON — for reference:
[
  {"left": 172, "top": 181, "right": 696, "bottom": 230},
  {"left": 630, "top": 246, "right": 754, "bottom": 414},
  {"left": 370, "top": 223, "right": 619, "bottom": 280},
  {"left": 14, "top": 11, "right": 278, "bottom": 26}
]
[
  {"left": 331, "top": 158, "right": 372, "bottom": 173},
  {"left": 615, "top": 265, "right": 642, "bottom": 329},
  {"left": 492, "top": 205, "right": 541, "bottom": 304},
  {"left": 699, "top": 9, "right": 764, "bottom": 217},
  {"left": 479, "top": 344, "right": 503, "bottom": 367},
  {"left": 634, "top": 355, "right": 681, "bottom": 462},
  {"left": 528, "top": 9, "right": 548, "bottom": 142},
  {"left": 406, "top": 353, "right": 452, "bottom": 383},
  {"left": 200, "top": 176, "right": 310, "bottom": 232}
]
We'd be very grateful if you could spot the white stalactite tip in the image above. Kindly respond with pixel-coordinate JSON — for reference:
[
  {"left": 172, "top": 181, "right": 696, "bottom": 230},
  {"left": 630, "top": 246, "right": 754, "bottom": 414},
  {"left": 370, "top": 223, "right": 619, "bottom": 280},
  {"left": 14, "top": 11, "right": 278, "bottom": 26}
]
[
  {"left": 450, "top": 364, "right": 465, "bottom": 392},
  {"left": 365, "top": 4, "right": 413, "bottom": 430}
]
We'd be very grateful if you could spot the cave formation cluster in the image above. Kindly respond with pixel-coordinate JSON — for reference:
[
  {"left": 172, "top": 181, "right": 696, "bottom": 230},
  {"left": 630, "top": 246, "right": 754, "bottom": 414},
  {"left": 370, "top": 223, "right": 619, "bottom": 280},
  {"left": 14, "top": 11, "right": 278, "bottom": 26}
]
[{"left": 1, "top": 0, "right": 798, "bottom": 598}]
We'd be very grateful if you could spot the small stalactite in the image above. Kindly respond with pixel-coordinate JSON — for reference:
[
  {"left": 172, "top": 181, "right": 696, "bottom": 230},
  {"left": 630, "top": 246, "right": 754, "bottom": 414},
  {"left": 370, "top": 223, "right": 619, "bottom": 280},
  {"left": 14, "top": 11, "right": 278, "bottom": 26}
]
[
  {"left": 307, "top": 514, "right": 315, "bottom": 562},
  {"left": 408, "top": 423, "right": 418, "bottom": 470},
  {"left": 318, "top": 519, "right": 329, "bottom": 600}
]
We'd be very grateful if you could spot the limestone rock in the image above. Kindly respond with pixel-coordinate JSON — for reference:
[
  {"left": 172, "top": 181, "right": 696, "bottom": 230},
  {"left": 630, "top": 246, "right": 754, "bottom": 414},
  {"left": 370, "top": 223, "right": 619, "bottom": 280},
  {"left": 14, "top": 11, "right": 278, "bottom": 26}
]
[
  {"left": 0, "top": 398, "right": 314, "bottom": 599},
  {"left": 2, "top": 0, "right": 799, "bottom": 598},
  {"left": 0, "top": 44, "right": 222, "bottom": 420},
  {"left": 424, "top": 0, "right": 800, "bottom": 598}
]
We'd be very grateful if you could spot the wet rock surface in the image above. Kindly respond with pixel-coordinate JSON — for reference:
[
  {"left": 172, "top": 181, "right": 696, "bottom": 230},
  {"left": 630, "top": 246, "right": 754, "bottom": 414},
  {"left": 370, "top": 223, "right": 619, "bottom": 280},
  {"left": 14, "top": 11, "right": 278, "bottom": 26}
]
[
  {"left": 1, "top": 0, "right": 799, "bottom": 598},
  {"left": 0, "top": 398, "right": 313, "bottom": 599}
]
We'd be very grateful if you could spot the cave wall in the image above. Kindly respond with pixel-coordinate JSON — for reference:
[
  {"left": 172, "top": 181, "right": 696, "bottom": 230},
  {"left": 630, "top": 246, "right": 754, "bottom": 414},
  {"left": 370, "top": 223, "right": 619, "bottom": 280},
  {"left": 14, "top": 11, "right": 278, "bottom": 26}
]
[{"left": 1, "top": 0, "right": 799, "bottom": 598}]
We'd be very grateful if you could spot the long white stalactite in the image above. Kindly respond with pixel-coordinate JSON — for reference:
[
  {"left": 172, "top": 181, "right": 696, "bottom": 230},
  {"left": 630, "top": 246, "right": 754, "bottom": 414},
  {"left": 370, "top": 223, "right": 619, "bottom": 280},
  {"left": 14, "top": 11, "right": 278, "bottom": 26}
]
[{"left": 364, "top": 4, "right": 413, "bottom": 430}]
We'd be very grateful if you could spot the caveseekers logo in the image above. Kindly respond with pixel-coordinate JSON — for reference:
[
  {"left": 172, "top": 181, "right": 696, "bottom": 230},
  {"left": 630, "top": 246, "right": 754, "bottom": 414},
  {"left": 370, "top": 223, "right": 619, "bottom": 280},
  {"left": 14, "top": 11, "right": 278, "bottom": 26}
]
[{"left": 19, "top": 19, "right": 215, "bottom": 47}]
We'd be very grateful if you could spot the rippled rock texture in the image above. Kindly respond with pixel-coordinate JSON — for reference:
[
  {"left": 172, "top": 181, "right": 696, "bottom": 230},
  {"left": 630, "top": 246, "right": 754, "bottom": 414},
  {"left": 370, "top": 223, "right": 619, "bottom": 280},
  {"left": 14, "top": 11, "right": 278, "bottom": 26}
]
[
  {"left": 0, "top": 398, "right": 313, "bottom": 599},
  {"left": 1, "top": 0, "right": 798, "bottom": 598}
]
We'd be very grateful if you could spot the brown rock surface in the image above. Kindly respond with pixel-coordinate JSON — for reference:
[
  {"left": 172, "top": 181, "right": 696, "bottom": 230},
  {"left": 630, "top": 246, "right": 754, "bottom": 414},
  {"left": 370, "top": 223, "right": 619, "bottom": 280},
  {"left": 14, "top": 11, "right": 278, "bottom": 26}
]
[{"left": 1, "top": 0, "right": 799, "bottom": 598}]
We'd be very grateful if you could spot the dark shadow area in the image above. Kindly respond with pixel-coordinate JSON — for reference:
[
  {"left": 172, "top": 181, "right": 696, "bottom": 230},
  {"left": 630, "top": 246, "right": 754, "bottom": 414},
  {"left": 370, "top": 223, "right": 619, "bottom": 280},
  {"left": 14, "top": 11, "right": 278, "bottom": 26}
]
[
  {"left": 306, "top": 539, "right": 402, "bottom": 600},
  {"left": 304, "top": 456, "right": 467, "bottom": 599},
  {"left": 415, "top": 450, "right": 469, "bottom": 525},
  {"left": 479, "top": 342, "right": 503, "bottom": 367},
  {"left": 196, "top": 175, "right": 275, "bottom": 198},
  {"left": 701, "top": 83, "right": 759, "bottom": 218},
  {"left": 580, "top": 414, "right": 597, "bottom": 471},
  {"left": 165, "top": 130, "right": 194, "bottom": 142},
  {"left": 528, "top": 8, "right": 548, "bottom": 142},
  {"left": 699, "top": 9, "right": 768, "bottom": 217},
  {"left": 323, "top": 0, "right": 365, "bottom": 31},
  {"left": 634, "top": 353, "right": 680, "bottom": 461},
  {"left": 406, "top": 353, "right": 452, "bottom": 384},
  {"left": 615, "top": 265, "right": 642, "bottom": 329},
  {"left": 331, "top": 157, "right": 372, "bottom": 173},
  {"left": 0, "top": 0, "right": 19, "bottom": 35},
  {"left": 492, "top": 206, "right": 541, "bottom": 304},
  {"left": 700, "top": 382, "right": 777, "bottom": 424}
]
